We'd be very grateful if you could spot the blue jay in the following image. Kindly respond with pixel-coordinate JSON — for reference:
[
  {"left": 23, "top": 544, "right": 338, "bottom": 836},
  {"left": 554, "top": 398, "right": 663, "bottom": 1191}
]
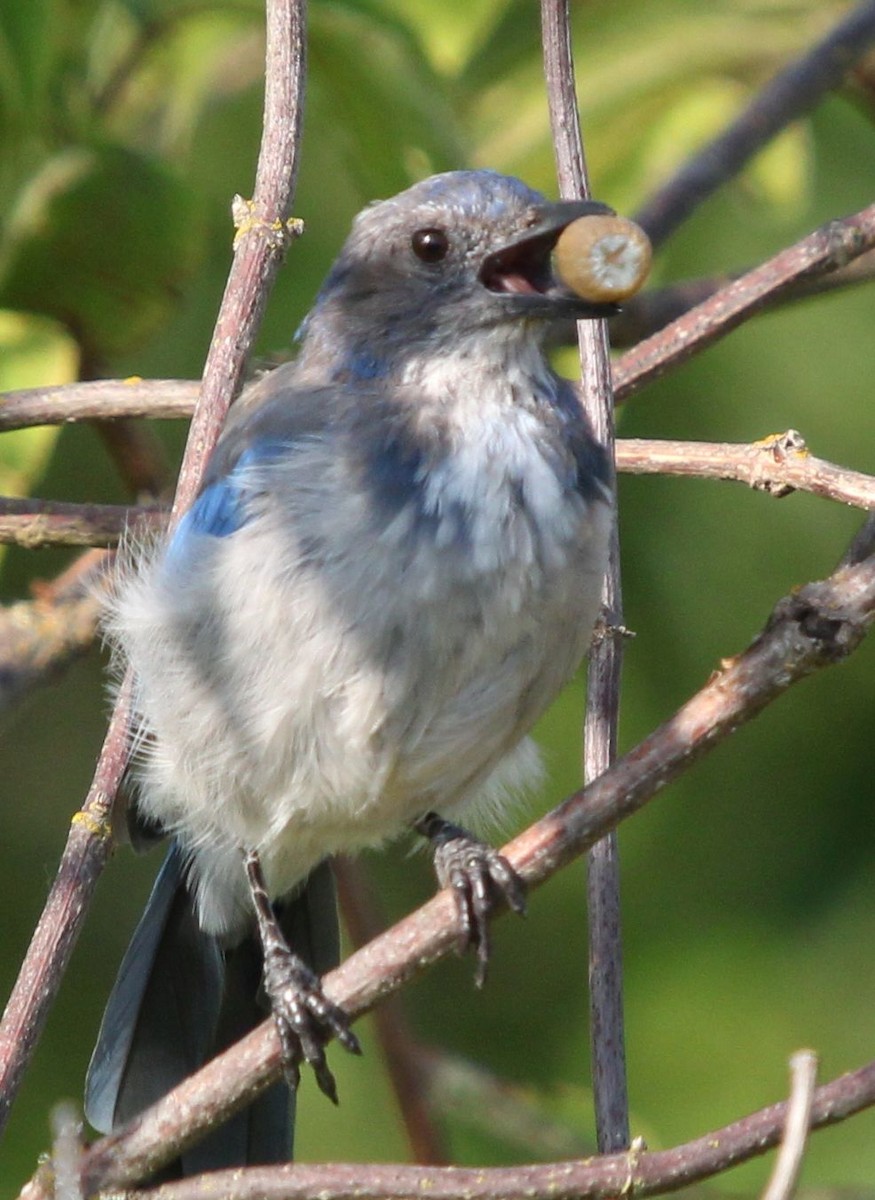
[{"left": 85, "top": 170, "right": 614, "bottom": 1174}]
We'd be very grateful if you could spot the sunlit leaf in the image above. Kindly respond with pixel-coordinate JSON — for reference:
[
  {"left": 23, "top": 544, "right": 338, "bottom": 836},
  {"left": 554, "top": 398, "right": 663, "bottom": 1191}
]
[{"left": 0, "top": 311, "right": 77, "bottom": 568}]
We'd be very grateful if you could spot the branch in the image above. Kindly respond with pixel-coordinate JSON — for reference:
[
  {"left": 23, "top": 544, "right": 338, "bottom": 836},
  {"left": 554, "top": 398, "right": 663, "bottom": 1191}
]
[
  {"left": 76, "top": 539, "right": 875, "bottom": 1191},
  {"left": 171, "top": 12, "right": 306, "bottom": 516},
  {"left": 4, "top": 432, "right": 872, "bottom": 552},
  {"left": 0, "top": 0, "right": 309, "bottom": 1137},
  {"left": 615, "top": 432, "right": 875, "bottom": 509},
  {"left": 613, "top": 204, "right": 875, "bottom": 404},
  {"left": 634, "top": 0, "right": 875, "bottom": 246},
  {"left": 68, "top": 1056, "right": 875, "bottom": 1199},
  {"left": 0, "top": 379, "right": 199, "bottom": 431},
  {"left": 8, "top": 212, "right": 874, "bottom": 464},
  {"left": 563, "top": 247, "right": 875, "bottom": 349},
  {"left": 0, "top": 550, "right": 108, "bottom": 713},
  {"left": 760, "top": 1050, "right": 818, "bottom": 1200},
  {"left": 541, "top": 0, "right": 629, "bottom": 1153},
  {"left": 0, "top": 498, "right": 164, "bottom": 547}
]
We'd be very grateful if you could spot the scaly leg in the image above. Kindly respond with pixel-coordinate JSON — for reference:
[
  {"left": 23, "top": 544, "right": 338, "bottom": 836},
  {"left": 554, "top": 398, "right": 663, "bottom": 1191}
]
[{"left": 244, "top": 849, "right": 361, "bottom": 1103}]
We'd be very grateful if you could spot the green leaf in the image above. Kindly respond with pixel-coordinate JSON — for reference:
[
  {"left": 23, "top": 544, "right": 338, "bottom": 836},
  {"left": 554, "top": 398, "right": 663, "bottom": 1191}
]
[{"left": 0, "top": 143, "right": 204, "bottom": 364}]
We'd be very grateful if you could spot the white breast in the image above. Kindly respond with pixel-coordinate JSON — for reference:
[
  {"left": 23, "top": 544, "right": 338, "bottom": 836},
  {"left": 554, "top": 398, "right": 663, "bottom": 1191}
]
[{"left": 113, "top": 363, "right": 610, "bottom": 938}]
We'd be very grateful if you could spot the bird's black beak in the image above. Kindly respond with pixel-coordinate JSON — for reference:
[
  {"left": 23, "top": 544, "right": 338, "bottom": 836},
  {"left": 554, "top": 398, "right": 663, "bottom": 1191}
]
[{"left": 479, "top": 198, "right": 621, "bottom": 319}]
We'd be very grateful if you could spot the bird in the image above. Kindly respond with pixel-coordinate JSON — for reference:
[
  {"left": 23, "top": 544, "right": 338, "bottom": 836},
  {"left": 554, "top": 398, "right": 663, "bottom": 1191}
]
[{"left": 85, "top": 168, "right": 615, "bottom": 1175}]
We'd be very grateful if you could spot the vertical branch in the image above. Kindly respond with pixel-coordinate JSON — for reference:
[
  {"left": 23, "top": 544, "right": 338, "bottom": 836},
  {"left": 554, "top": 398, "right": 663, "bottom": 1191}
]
[
  {"left": 173, "top": 0, "right": 308, "bottom": 516},
  {"left": 0, "top": 0, "right": 309, "bottom": 1135},
  {"left": 540, "top": 0, "right": 629, "bottom": 1153}
]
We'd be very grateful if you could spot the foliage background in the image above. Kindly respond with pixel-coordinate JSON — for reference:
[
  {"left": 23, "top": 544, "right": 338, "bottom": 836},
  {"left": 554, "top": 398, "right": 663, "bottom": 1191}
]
[{"left": 1, "top": 0, "right": 874, "bottom": 1194}]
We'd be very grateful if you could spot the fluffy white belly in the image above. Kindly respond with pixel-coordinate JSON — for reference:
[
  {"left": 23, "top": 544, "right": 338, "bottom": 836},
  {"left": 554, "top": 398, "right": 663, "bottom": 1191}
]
[{"left": 112, "top": 420, "right": 609, "bottom": 938}]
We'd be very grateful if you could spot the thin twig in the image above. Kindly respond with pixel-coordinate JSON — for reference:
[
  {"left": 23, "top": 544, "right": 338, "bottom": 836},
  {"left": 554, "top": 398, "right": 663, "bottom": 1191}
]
[
  {"left": 76, "top": 540, "right": 875, "bottom": 1191},
  {"left": 613, "top": 203, "right": 875, "bottom": 404},
  {"left": 760, "top": 1050, "right": 818, "bottom": 1200},
  {"left": 0, "top": 0, "right": 309, "bottom": 1137},
  {"left": 634, "top": 0, "right": 875, "bottom": 246},
  {"left": 67, "top": 1055, "right": 875, "bottom": 1199},
  {"left": 541, "top": 0, "right": 629, "bottom": 1153},
  {"left": 50, "top": 1101, "right": 85, "bottom": 1200},
  {"left": 171, "top": 0, "right": 306, "bottom": 517}
]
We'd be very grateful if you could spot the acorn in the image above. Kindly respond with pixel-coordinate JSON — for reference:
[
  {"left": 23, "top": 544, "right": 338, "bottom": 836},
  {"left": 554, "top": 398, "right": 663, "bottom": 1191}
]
[{"left": 555, "top": 214, "right": 652, "bottom": 303}]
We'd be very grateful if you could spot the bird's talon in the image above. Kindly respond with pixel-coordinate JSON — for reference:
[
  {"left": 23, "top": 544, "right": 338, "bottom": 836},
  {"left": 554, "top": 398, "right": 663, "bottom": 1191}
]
[
  {"left": 418, "top": 814, "right": 526, "bottom": 984},
  {"left": 261, "top": 944, "right": 356, "bottom": 1101}
]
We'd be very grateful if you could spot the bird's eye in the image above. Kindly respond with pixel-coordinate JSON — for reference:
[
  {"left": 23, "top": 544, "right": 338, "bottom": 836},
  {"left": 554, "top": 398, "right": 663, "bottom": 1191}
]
[{"left": 411, "top": 227, "right": 450, "bottom": 263}]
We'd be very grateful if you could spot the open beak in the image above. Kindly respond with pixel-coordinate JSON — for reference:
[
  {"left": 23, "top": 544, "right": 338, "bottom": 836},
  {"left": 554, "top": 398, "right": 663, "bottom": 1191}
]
[{"left": 479, "top": 198, "right": 620, "bottom": 319}]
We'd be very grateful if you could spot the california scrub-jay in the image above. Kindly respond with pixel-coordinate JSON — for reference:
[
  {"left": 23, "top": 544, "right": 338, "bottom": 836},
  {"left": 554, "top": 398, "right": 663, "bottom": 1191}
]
[{"left": 85, "top": 169, "right": 615, "bottom": 1174}]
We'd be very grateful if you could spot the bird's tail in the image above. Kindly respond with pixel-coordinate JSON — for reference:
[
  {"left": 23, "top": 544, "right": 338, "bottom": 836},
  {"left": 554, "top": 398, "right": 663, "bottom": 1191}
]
[{"left": 85, "top": 845, "right": 339, "bottom": 1177}]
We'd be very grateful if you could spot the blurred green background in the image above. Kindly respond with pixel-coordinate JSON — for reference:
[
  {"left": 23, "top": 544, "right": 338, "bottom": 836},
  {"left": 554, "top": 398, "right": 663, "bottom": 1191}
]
[{"left": 1, "top": 0, "right": 874, "bottom": 1194}]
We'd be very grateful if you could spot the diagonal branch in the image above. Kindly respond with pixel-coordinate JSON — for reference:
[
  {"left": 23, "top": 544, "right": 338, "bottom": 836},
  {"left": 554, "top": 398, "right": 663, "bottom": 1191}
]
[
  {"left": 0, "top": 0, "right": 309, "bottom": 1139},
  {"left": 634, "top": 0, "right": 875, "bottom": 246},
  {"left": 613, "top": 203, "right": 875, "bottom": 403},
  {"left": 0, "top": 550, "right": 108, "bottom": 712},
  {"left": 42, "top": 1053, "right": 875, "bottom": 1199},
  {"left": 566, "top": 246, "right": 875, "bottom": 349},
  {"left": 76, "top": 536, "right": 875, "bottom": 1191}
]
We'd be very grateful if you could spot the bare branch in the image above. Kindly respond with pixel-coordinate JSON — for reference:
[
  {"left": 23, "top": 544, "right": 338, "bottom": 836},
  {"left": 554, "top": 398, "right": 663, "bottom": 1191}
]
[
  {"left": 171, "top": 0, "right": 307, "bottom": 517},
  {"left": 3, "top": 432, "right": 870, "bottom": 555},
  {"left": 0, "top": 0, "right": 309, "bottom": 1137},
  {"left": 0, "top": 380, "right": 199, "bottom": 431},
  {"left": 760, "top": 1050, "right": 818, "bottom": 1200},
  {"left": 616, "top": 432, "right": 875, "bottom": 509},
  {"left": 613, "top": 204, "right": 875, "bottom": 404},
  {"left": 0, "top": 499, "right": 164, "bottom": 548},
  {"left": 65, "top": 1055, "right": 875, "bottom": 1199},
  {"left": 77, "top": 540, "right": 875, "bottom": 1191},
  {"left": 563, "top": 247, "right": 875, "bottom": 349},
  {"left": 634, "top": 1, "right": 875, "bottom": 246},
  {"left": 541, "top": 0, "right": 628, "bottom": 1153},
  {"left": 49, "top": 1101, "right": 85, "bottom": 1200},
  {"left": 0, "top": 551, "right": 108, "bottom": 713}
]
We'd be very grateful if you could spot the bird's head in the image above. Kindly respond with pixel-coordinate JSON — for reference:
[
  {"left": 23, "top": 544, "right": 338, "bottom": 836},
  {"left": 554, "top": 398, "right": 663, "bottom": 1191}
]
[{"left": 296, "top": 170, "right": 619, "bottom": 378}]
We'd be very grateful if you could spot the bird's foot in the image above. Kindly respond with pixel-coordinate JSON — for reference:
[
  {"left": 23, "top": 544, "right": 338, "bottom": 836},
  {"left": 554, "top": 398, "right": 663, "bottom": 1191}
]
[
  {"left": 261, "top": 938, "right": 361, "bottom": 1104},
  {"left": 245, "top": 849, "right": 361, "bottom": 1103},
  {"left": 415, "top": 812, "right": 526, "bottom": 987}
]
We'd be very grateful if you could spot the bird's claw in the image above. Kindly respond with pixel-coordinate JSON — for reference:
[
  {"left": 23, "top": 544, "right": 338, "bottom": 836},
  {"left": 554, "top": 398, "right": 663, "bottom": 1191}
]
[
  {"left": 262, "top": 944, "right": 361, "bottom": 1104},
  {"left": 418, "top": 814, "right": 526, "bottom": 987}
]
